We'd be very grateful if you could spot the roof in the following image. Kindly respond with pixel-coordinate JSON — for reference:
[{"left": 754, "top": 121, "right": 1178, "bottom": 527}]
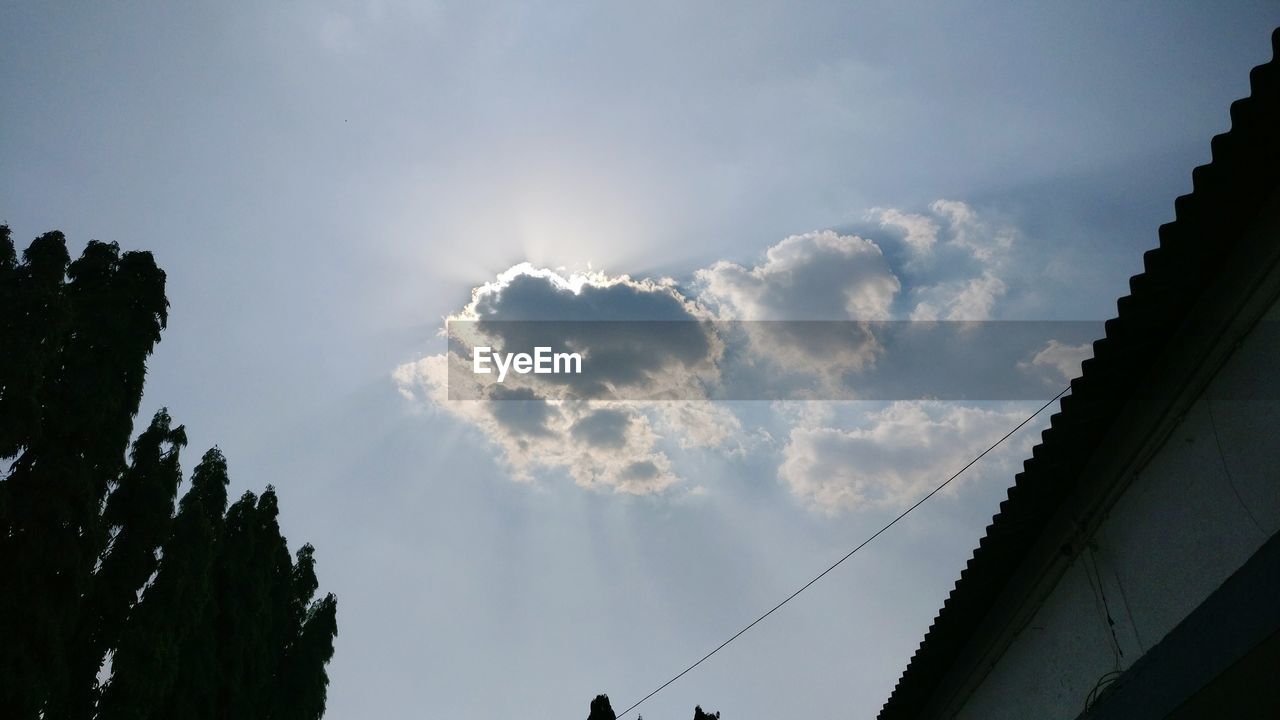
[{"left": 878, "top": 28, "right": 1280, "bottom": 720}]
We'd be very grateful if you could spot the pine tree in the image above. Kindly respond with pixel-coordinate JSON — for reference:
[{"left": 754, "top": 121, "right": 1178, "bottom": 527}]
[
  {"left": 49, "top": 410, "right": 188, "bottom": 720},
  {"left": 0, "top": 229, "right": 337, "bottom": 719},
  {"left": 98, "top": 448, "right": 230, "bottom": 720},
  {"left": 582, "top": 693, "right": 723, "bottom": 720},
  {"left": 0, "top": 234, "right": 167, "bottom": 719},
  {"left": 0, "top": 228, "right": 70, "bottom": 460},
  {"left": 588, "top": 694, "right": 618, "bottom": 720},
  {"left": 210, "top": 488, "right": 297, "bottom": 717},
  {"left": 269, "top": 590, "right": 339, "bottom": 720}
]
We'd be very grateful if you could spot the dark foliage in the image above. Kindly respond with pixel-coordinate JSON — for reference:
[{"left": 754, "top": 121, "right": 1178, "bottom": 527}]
[
  {"left": 584, "top": 693, "right": 722, "bottom": 719},
  {"left": 588, "top": 695, "right": 618, "bottom": 720},
  {"left": 0, "top": 227, "right": 337, "bottom": 720}
]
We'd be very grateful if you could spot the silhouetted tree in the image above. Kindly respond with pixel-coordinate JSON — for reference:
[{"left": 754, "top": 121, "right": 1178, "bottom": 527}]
[
  {"left": 0, "top": 228, "right": 337, "bottom": 720},
  {"left": 269, "top": 591, "right": 339, "bottom": 720},
  {"left": 0, "top": 233, "right": 167, "bottom": 717},
  {"left": 212, "top": 488, "right": 299, "bottom": 717},
  {"left": 49, "top": 410, "right": 188, "bottom": 720},
  {"left": 588, "top": 694, "right": 618, "bottom": 720},
  {"left": 97, "top": 448, "right": 230, "bottom": 720},
  {"left": 0, "top": 227, "right": 69, "bottom": 461},
  {"left": 584, "top": 693, "right": 723, "bottom": 720}
]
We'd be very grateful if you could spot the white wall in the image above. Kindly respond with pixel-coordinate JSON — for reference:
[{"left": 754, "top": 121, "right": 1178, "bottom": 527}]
[{"left": 954, "top": 300, "right": 1280, "bottom": 720}]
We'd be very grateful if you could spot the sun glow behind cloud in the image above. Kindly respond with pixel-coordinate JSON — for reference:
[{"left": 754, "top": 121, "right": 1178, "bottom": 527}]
[
  {"left": 395, "top": 199, "right": 1078, "bottom": 513},
  {"left": 511, "top": 178, "right": 652, "bottom": 272},
  {"left": 384, "top": 149, "right": 674, "bottom": 297}
]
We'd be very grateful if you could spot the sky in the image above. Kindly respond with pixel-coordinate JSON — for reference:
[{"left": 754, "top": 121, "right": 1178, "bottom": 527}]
[{"left": 3, "top": 3, "right": 1279, "bottom": 718}]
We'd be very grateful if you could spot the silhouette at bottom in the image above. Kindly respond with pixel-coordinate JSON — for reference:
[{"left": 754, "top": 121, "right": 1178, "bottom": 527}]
[{"left": 586, "top": 694, "right": 721, "bottom": 720}]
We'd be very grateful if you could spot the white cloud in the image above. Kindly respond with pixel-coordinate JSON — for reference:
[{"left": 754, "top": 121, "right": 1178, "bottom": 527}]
[
  {"left": 930, "top": 199, "right": 1013, "bottom": 264},
  {"left": 911, "top": 271, "right": 1007, "bottom": 321},
  {"left": 393, "top": 354, "right": 681, "bottom": 494},
  {"left": 695, "top": 230, "right": 899, "bottom": 390},
  {"left": 696, "top": 230, "right": 900, "bottom": 321},
  {"left": 778, "top": 402, "right": 1034, "bottom": 514},
  {"left": 873, "top": 207, "right": 939, "bottom": 255},
  {"left": 1021, "top": 339, "right": 1092, "bottom": 384},
  {"left": 652, "top": 402, "right": 745, "bottom": 452},
  {"left": 901, "top": 200, "right": 1018, "bottom": 320}
]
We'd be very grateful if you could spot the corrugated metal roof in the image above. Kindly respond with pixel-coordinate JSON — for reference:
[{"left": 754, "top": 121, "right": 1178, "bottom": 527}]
[{"left": 878, "top": 27, "right": 1280, "bottom": 720}]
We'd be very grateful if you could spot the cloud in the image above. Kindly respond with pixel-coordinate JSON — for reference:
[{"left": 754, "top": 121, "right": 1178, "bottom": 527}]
[
  {"left": 778, "top": 402, "right": 1035, "bottom": 514},
  {"left": 696, "top": 230, "right": 900, "bottom": 321},
  {"left": 694, "top": 230, "right": 899, "bottom": 390},
  {"left": 394, "top": 354, "right": 681, "bottom": 493},
  {"left": 465, "top": 263, "right": 697, "bottom": 322},
  {"left": 569, "top": 408, "right": 632, "bottom": 448},
  {"left": 487, "top": 385, "right": 562, "bottom": 437},
  {"left": 394, "top": 199, "right": 1048, "bottom": 504},
  {"left": 930, "top": 199, "right": 1013, "bottom": 264},
  {"left": 393, "top": 265, "right": 736, "bottom": 494},
  {"left": 897, "top": 200, "right": 1018, "bottom": 321},
  {"left": 910, "top": 271, "right": 1007, "bottom": 321},
  {"left": 392, "top": 353, "right": 448, "bottom": 404},
  {"left": 447, "top": 263, "right": 722, "bottom": 401},
  {"left": 1020, "top": 339, "right": 1092, "bottom": 385},
  {"left": 872, "top": 207, "right": 939, "bottom": 255},
  {"left": 651, "top": 402, "right": 744, "bottom": 451}
]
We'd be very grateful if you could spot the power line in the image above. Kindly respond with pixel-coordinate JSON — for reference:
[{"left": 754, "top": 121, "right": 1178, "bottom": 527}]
[{"left": 615, "top": 387, "right": 1071, "bottom": 719}]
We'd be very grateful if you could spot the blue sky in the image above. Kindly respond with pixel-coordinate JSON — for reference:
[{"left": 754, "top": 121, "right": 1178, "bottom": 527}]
[{"left": 3, "top": 3, "right": 1278, "bottom": 718}]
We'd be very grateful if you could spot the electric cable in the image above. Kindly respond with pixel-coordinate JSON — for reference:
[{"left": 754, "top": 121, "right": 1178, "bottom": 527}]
[{"left": 614, "top": 386, "right": 1071, "bottom": 719}]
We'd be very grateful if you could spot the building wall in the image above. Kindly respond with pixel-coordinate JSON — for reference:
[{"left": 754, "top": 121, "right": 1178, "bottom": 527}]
[{"left": 953, "top": 299, "right": 1280, "bottom": 720}]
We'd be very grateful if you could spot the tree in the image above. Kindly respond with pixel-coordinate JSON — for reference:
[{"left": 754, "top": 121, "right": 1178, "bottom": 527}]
[
  {"left": 270, "top": 591, "right": 339, "bottom": 720},
  {"left": 583, "top": 693, "right": 723, "bottom": 720},
  {"left": 0, "top": 228, "right": 337, "bottom": 720},
  {"left": 49, "top": 410, "right": 188, "bottom": 720},
  {"left": 0, "top": 232, "right": 167, "bottom": 718},
  {"left": 97, "top": 448, "right": 230, "bottom": 720},
  {"left": 588, "top": 694, "right": 618, "bottom": 720}
]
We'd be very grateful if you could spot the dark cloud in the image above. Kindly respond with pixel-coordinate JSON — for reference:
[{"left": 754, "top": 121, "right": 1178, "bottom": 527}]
[
  {"left": 473, "top": 271, "right": 696, "bottom": 321},
  {"left": 488, "top": 385, "right": 560, "bottom": 437},
  {"left": 570, "top": 409, "right": 631, "bottom": 448},
  {"left": 446, "top": 265, "right": 722, "bottom": 402},
  {"left": 621, "top": 460, "right": 661, "bottom": 482}
]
